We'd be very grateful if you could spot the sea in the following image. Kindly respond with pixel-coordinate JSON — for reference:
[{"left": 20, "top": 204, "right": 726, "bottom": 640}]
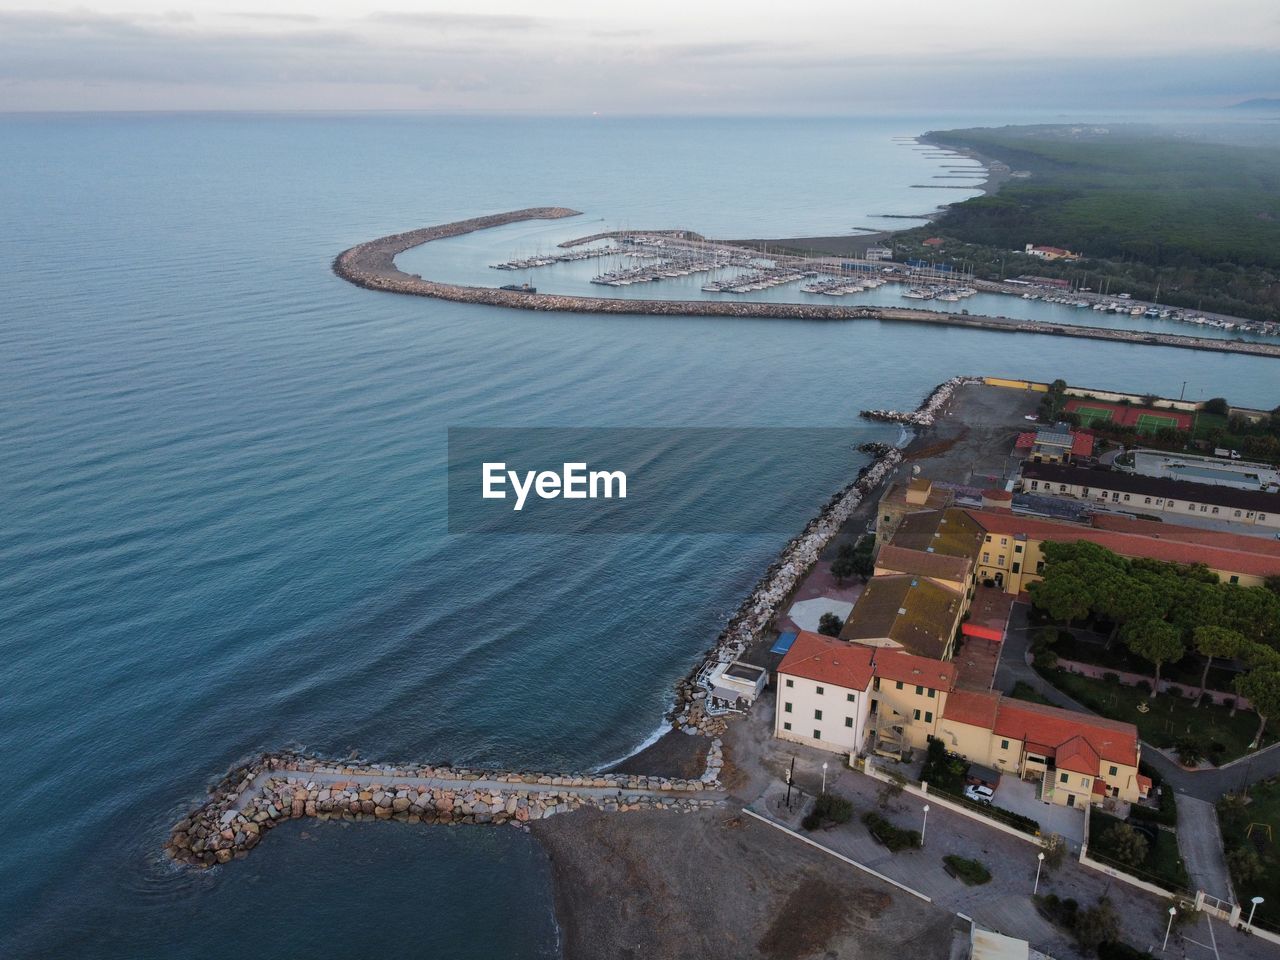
[{"left": 2, "top": 113, "right": 1277, "bottom": 960}]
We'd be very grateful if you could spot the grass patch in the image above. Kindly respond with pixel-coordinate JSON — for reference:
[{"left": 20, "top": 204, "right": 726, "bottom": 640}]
[
  {"left": 1044, "top": 668, "right": 1267, "bottom": 763},
  {"left": 1219, "top": 778, "right": 1280, "bottom": 934},
  {"left": 1089, "top": 810, "right": 1191, "bottom": 893},
  {"left": 1049, "top": 633, "right": 1239, "bottom": 692},
  {"left": 943, "top": 855, "right": 992, "bottom": 885},
  {"left": 862, "top": 812, "right": 921, "bottom": 851},
  {"left": 1010, "top": 680, "right": 1054, "bottom": 705}
]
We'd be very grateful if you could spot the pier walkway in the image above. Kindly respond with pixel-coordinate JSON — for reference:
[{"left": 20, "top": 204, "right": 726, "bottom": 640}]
[{"left": 229, "top": 764, "right": 726, "bottom": 814}]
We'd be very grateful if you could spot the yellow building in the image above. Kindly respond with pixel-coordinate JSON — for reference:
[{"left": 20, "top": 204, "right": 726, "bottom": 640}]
[
  {"left": 937, "top": 688, "right": 1144, "bottom": 807},
  {"left": 967, "top": 508, "right": 1280, "bottom": 593}
]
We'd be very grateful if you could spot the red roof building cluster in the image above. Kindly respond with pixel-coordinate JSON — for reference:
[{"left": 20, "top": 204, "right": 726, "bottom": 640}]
[{"left": 965, "top": 508, "right": 1280, "bottom": 579}]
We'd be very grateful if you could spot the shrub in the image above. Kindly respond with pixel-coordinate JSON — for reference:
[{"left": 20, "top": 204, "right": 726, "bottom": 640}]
[
  {"left": 818, "top": 612, "right": 844, "bottom": 637},
  {"left": 1101, "top": 823, "right": 1149, "bottom": 868},
  {"left": 1175, "top": 737, "right": 1206, "bottom": 766},
  {"left": 943, "top": 855, "right": 992, "bottom": 885},
  {"left": 803, "top": 792, "right": 853, "bottom": 830},
  {"left": 862, "top": 812, "right": 922, "bottom": 851}
]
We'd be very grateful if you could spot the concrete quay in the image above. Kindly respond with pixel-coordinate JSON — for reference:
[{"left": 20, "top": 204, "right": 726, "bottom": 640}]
[{"left": 332, "top": 209, "right": 1280, "bottom": 360}]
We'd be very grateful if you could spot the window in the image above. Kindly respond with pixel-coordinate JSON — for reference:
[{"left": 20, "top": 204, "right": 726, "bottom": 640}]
[
  {"left": 1145, "top": 497, "right": 1152, "bottom": 505},
  {"left": 1015, "top": 544, "right": 1023, "bottom": 554},
  {"left": 1030, "top": 481, "right": 1039, "bottom": 490},
  {"left": 816, "top": 686, "right": 824, "bottom": 695},
  {"left": 1036, "top": 560, "right": 1045, "bottom": 574},
  {"left": 1081, "top": 777, "right": 1089, "bottom": 787},
  {"left": 896, "top": 681, "right": 904, "bottom": 690},
  {"left": 845, "top": 717, "right": 854, "bottom": 728},
  {"left": 1262, "top": 514, "right": 1268, "bottom": 521},
  {"left": 927, "top": 688, "right": 935, "bottom": 699},
  {"left": 1059, "top": 484, "right": 1067, "bottom": 492},
  {"left": 913, "top": 709, "right": 921, "bottom": 720},
  {"left": 873, "top": 677, "right": 880, "bottom": 691},
  {"left": 1000, "top": 537, "right": 1008, "bottom": 546},
  {"left": 924, "top": 711, "right": 933, "bottom": 723},
  {"left": 783, "top": 722, "right": 791, "bottom": 731},
  {"left": 1123, "top": 494, "right": 1130, "bottom": 502},
  {"left": 1235, "top": 510, "right": 1242, "bottom": 518},
  {"left": 1201, "top": 505, "right": 1208, "bottom": 513},
  {"left": 1188, "top": 503, "right": 1196, "bottom": 511},
  {"left": 785, "top": 678, "right": 793, "bottom": 688},
  {"left": 1013, "top": 562, "right": 1021, "bottom": 573},
  {"left": 982, "top": 552, "right": 990, "bottom": 564},
  {"left": 1059, "top": 772, "right": 1069, "bottom": 784},
  {"left": 1111, "top": 492, "right": 1119, "bottom": 501},
  {"left": 814, "top": 729, "right": 822, "bottom": 740},
  {"left": 814, "top": 709, "right": 823, "bottom": 721},
  {"left": 784, "top": 702, "right": 792, "bottom": 713},
  {"left": 915, "top": 685, "right": 924, "bottom": 695},
  {"left": 1109, "top": 765, "right": 1118, "bottom": 777},
  {"left": 1000, "top": 739, "right": 1009, "bottom": 750},
  {"left": 1230, "top": 575, "right": 1240, "bottom": 585},
  {"left": 1212, "top": 507, "right": 1219, "bottom": 515},
  {"left": 847, "top": 692, "right": 856, "bottom": 702}
]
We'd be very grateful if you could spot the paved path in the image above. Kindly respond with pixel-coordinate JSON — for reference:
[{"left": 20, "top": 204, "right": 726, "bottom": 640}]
[
  {"left": 757, "top": 763, "right": 1278, "bottom": 960},
  {"left": 232, "top": 766, "right": 724, "bottom": 813},
  {"left": 1178, "top": 796, "right": 1235, "bottom": 903}
]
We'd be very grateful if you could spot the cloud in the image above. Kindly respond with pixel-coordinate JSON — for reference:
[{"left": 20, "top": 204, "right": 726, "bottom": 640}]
[{"left": 0, "top": 6, "right": 1275, "bottom": 113}]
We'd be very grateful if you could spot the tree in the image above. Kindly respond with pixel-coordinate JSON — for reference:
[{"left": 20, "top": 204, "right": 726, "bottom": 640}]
[
  {"left": 1028, "top": 574, "right": 1093, "bottom": 625},
  {"left": 1123, "top": 619, "right": 1185, "bottom": 699},
  {"left": 818, "top": 612, "right": 844, "bottom": 637},
  {"left": 1073, "top": 898, "right": 1121, "bottom": 954},
  {"left": 1235, "top": 667, "right": 1280, "bottom": 749},
  {"left": 1102, "top": 823, "right": 1149, "bottom": 868},
  {"left": 1265, "top": 574, "right": 1280, "bottom": 597},
  {"left": 830, "top": 554, "right": 857, "bottom": 584},
  {"left": 1226, "top": 845, "right": 1265, "bottom": 886},
  {"left": 1191, "top": 626, "right": 1244, "bottom": 705},
  {"left": 1204, "top": 397, "right": 1230, "bottom": 415}
]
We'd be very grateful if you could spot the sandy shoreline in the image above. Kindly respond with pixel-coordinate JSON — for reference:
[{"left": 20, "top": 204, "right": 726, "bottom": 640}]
[{"left": 725, "top": 133, "right": 1008, "bottom": 256}]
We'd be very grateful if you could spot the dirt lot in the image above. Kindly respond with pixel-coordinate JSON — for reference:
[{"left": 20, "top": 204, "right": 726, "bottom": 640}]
[{"left": 532, "top": 807, "right": 961, "bottom": 960}]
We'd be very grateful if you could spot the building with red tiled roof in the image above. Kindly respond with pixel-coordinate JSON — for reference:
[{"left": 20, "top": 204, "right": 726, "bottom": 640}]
[
  {"left": 774, "top": 632, "right": 876, "bottom": 755},
  {"left": 937, "top": 690, "right": 1142, "bottom": 807},
  {"left": 965, "top": 507, "right": 1280, "bottom": 593}
]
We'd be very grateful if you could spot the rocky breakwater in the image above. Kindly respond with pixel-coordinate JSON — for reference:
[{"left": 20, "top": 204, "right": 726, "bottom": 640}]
[
  {"left": 167, "top": 750, "right": 726, "bottom": 868},
  {"left": 667, "top": 434, "right": 929, "bottom": 737},
  {"left": 860, "top": 375, "right": 979, "bottom": 427}
]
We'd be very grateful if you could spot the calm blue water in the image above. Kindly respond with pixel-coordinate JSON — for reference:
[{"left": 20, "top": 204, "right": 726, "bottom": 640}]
[{"left": 2, "top": 114, "right": 1278, "bottom": 959}]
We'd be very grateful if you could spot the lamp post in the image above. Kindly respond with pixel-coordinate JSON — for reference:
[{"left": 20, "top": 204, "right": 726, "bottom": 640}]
[
  {"left": 821, "top": 761, "right": 829, "bottom": 796},
  {"left": 1248, "top": 896, "right": 1265, "bottom": 930},
  {"left": 921, "top": 804, "right": 930, "bottom": 846},
  {"left": 1034, "top": 851, "right": 1046, "bottom": 895},
  {"left": 1162, "top": 906, "right": 1176, "bottom": 951}
]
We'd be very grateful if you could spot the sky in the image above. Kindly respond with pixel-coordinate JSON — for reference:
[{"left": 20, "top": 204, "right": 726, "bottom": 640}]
[{"left": 1, "top": 0, "right": 1278, "bottom": 113}]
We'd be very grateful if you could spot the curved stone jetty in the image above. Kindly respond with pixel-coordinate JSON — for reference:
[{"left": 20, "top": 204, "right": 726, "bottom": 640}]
[
  {"left": 167, "top": 748, "right": 726, "bottom": 868},
  {"left": 333, "top": 209, "right": 1280, "bottom": 359}
]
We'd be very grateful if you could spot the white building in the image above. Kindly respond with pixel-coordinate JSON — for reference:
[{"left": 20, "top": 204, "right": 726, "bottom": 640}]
[{"left": 774, "top": 632, "right": 874, "bottom": 755}]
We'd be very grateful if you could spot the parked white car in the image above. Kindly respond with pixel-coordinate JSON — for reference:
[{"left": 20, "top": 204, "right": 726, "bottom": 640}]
[{"left": 964, "top": 784, "right": 994, "bottom": 804}]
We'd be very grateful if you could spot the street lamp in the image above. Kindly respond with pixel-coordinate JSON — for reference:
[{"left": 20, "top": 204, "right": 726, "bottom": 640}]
[
  {"left": 1034, "top": 851, "right": 1046, "bottom": 895},
  {"left": 821, "top": 761, "right": 829, "bottom": 795},
  {"left": 921, "top": 804, "right": 930, "bottom": 846},
  {"left": 1162, "top": 906, "right": 1176, "bottom": 952},
  {"left": 1248, "top": 896, "right": 1265, "bottom": 930}
]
